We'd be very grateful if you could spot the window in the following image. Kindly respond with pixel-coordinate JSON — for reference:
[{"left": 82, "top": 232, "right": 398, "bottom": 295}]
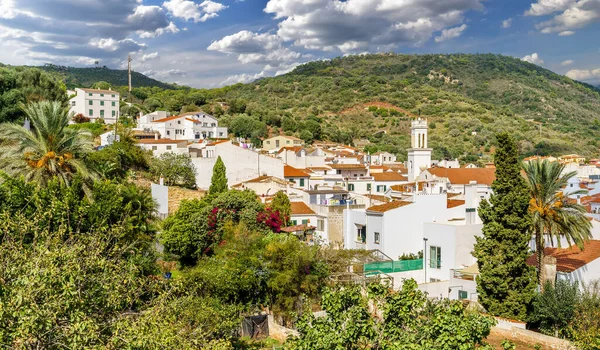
[
  {"left": 348, "top": 183, "right": 355, "bottom": 191},
  {"left": 219, "top": 132, "right": 223, "bottom": 136},
  {"left": 100, "top": 101, "right": 104, "bottom": 106},
  {"left": 290, "top": 220, "right": 297, "bottom": 225},
  {"left": 430, "top": 246, "right": 441, "bottom": 269},
  {"left": 111, "top": 101, "right": 116, "bottom": 107},
  {"left": 317, "top": 219, "right": 324, "bottom": 231},
  {"left": 299, "top": 178, "right": 305, "bottom": 187},
  {"left": 356, "top": 226, "right": 366, "bottom": 243},
  {"left": 458, "top": 290, "right": 468, "bottom": 300},
  {"left": 112, "top": 110, "right": 116, "bottom": 117},
  {"left": 100, "top": 93, "right": 104, "bottom": 97},
  {"left": 286, "top": 140, "right": 290, "bottom": 144},
  {"left": 166, "top": 130, "right": 170, "bottom": 136},
  {"left": 71, "top": 101, "right": 76, "bottom": 106},
  {"left": 88, "top": 93, "right": 92, "bottom": 96},
  {"left": 166, "top": 146, "right": 172, "bottom": 150},
  {"left": 178, "top": 121, "right": 181, "bottom": 124},
  {"left": 100, "top": 110, "right": 105, "bottom": 117},
  {"left": 374, "top": 232, "right": 380, "bottom": 244},
  {"left": 88, "top": 109, "right": 93, "bottom": 116},
  {"left": 376, "top": 185, "right": 387, "bottom": 193},
  {"left": 276, "top": 140, "right": 280, "bottom": 147},
  {"left": 302, "top": 219, "right": 309, "bottom": 224},
  {"left": 266, "top": 141, "right": 270, "bottom": 144},
  {"left": 367, "top": 183, "right": 372, "bottom": 191},
  {"left": 152, "top": 146, "right": 157, "bottom": 151},
  {"left": 111, "top": 94, "right": 115, "bottom": 98},
  {"left": 430, "top": 278, "right": 441, "bottom": 283},
  {"left": 89, "top": 100, "right": 93, "bottom": 106}
]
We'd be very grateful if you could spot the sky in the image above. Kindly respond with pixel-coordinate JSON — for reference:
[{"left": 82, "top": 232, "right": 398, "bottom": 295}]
[{"left": 0, "top": 0, "right": 599, "bottom": 88}]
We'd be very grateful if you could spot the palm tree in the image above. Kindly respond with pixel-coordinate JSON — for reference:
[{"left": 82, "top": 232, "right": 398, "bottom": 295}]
[
  {"left": 0, "top": 101, "right": 96, "bottom": 187},
  {"left": 524, "top": 159, "right": 592, "bottom": 288}
]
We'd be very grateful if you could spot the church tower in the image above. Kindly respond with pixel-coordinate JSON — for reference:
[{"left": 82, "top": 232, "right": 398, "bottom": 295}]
[{"left": 407, "top": 117, "right": 432, "bottom": 181}]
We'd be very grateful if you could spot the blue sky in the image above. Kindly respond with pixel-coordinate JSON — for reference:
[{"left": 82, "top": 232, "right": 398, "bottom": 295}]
[{"left": 0, "top": 0, "right": 599, "bottom": 87}]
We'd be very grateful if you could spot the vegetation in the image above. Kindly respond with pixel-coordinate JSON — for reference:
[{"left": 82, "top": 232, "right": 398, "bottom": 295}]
[
  {"left": 150, "top": 153, "right": 197, "bottom": 188},
  {"left": 209, "top": 156, "right": 228, "bottom": 195},
  {"left": 287, "top": 280, "right": 496, "bottom": 349},
  {"left": 473, "top": 133, "right": 536, "bottom": 321},
  {"left": 523, "top": 160, "right": 592, "bottom": 287},
  {"left": 0, "top": 101, "right": 96, "bottom": 188},
  {"left": 270, "top": 191, "right": 291, "bottom": 225},
  {"left": 530, "top": 280, "right": 579, "bottom": 337}
]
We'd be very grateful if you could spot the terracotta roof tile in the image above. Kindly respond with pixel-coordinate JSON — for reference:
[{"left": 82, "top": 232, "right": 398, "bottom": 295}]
[
  {"left": 284, "top": 165, "right": 310, "bottom": 177},
  {"left": 136, "top": 138, "right": 187, "bottom": 145},
  {"left": 364, "top": 194, "right": 392, "bottom": 203},
  {"left": 152, "top": 115, "right": 184, "bottom": 123},
  {"left": 281, "top": 224, "right": 315, "bottom": 233},
  {"left": 367, "top": 200, "right": 413, "bottom": 213},
  {"left": 206, "top": 140, "right": 230, "bottom": 146},
  {"left": 291, "top": 202, "right": 316, "bottom": 215},
  {"left": 372, "top": 172, "right": 408, "bottom": 182},
  {"left": 447, "top": 199, "right": 466, "bottom": 209},
  {"left": 427, "top": 168, "right": 496, "bottom": 186},
  {"left": 526, "top": 240, "right": 600, "bottom": 273},
  {"left": 328, "top": 164, "right": 367, "bottom": 170},
  {"left": 277, "top": 146, "right": 304, "bottom": 154},
  {"left": 390, "top": 182, "right": 426, "bottom": 192}
]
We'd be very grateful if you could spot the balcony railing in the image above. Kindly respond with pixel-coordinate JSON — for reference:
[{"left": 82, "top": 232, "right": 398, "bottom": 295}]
[{"left": 364, "top": 259, "right": 423, "bottom": 275}]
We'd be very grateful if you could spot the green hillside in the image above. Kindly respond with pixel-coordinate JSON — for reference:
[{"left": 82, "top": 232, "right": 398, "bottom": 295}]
[
  {"left": 205, "top": 53, "right": 600, "bottom": 161},
  {"left": 37, "top": 64, "right": 176, "bottom": 90}
]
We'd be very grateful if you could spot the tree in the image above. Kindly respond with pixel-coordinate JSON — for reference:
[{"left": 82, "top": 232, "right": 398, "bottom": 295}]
[
  {"left": 0, "top": 101, "right": 96, "bottom": 188},
  {"left": 270, "top": 191, "right": 291, "bottom": 225},
  {"left": 209, "top": 156, "right": 227, "bottom": 195},
  {"left": 523, "top": 160, "right": 592, "bottom": 287},
  {"left": 530, "top": 280, "right": 579, "bottom": 337},
  {"left": 473, "top": 133, "right": 536, "bottom": 321},
  {"left": 92, "top": 81, "right": 112, "bottom": 90},
  {"left": 150, "top": 153, "right": 197, "bottom": 189},
  {"left": 287, "top": 280, "right": 495, "bottom": 349}
]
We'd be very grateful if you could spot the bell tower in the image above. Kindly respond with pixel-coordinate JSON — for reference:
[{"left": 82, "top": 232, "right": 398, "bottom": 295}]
[{"left": 407, "top": 117, "right": 432, "bottom": 181}]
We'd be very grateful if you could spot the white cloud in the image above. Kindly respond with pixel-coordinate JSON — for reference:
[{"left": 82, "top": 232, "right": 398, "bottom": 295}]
[
  {"left": 502, "top": 18, "right": 512, "bottom": 28},
  {"left": 558, "top": 30, "right": 575, "bottom": 35},
  {"left": 528, "top": 0, "right": 600, "bottom": 35},
  {"left": 220, "top": 71, "right": 266, "bottom": 85},
  {"left": 140, "top": 52, "right": 159, "bottom": 62},
  {"left": 561, "top": 59, "right": 574, "bottom": 66},
  {"left": 565, "top": 68, "right": 600, "bottom": 80},
  {"left": 162, "top": 0, "right": 227, "bottom": 23},
  {"left": 263, "top": 0, "right": 483, "bottom": 53},
  {"left": 138, "top": 21, "right": 179, "bottom": 38},
  {"left": 522, "top": 52, "right": 544, "bottom": 65},
  {"left": 525, "top": 0, "right": 576, "bottom": 16},
  {"left": 435, "top": 24, "right": 467, "bottom": 42}
]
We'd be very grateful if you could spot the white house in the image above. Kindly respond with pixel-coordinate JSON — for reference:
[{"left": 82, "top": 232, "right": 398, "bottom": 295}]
[
  {"left": 527, "top": 240, "right": 600, "bottom": 289},
  {"left": 290, "top": 201, "right": 328, "bottom": 244},
  {"left": 231, "top": 175, "right": 289, "bottom": 200},
  {"left": 371, "top": 152, "right": 397, "bottom": 165},
  {"left": 68, "top": 88, "right": 120, "bottom": 123},
  {"left": 137, "top": 138, "right": 189, "bottom": 157},
  {"left": 137, "top": 111, "right": 227, "bottom": 141},
  {"left": 417, "top": 167, "right": 495, "bottom": 196}
]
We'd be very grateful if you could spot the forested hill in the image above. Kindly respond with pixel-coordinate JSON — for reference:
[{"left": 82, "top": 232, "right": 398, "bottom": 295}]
[
  {"left": 212, "top": 53, "right": 600, "bottom": 160},
  {"left": 37, "top": 64, "right": 176, "bottom": 90}
]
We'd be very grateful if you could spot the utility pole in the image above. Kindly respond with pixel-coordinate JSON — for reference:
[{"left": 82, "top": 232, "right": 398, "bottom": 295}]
[{"left": 128, "top": 55, "right": 132, "bottom": 95}]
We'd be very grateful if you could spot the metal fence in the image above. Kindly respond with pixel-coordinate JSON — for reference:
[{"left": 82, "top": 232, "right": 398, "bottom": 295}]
[{"left": 364, "top": 259, "right": 423, "bottom": 275}]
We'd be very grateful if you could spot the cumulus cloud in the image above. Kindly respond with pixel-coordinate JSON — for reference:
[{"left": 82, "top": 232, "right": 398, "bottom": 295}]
[
  {"left": 561, "top": 59, "right": 574, "bottom": 66},
  {"left": 263, "top": 0, "right": 482, "bottom": 53},
  {"left": 435, "top": 24, "right": 467, "bottom": 42},
  {"left": 208, "top": 30, "right": 302, "bottom": 67},
  {"left": 220, "top": 71, "right": 266, "bottom": 85},
  {"left": 526, "top": 0, "right": 600, "bottom": 35},
  {"left": 0, "top": 0, "right": 180, "bottom": 67},
  {"left": 522, "top": 53, "right": 544, "bottom": 65},
  {"left": 565, "top": 68, "right": 600, "bottom": 81},
  {"left": 140, "top": 52, "right": 159, "bottom": 62},
  {"left": 502, "top": 18, "right": 513, "bottom": 28},
  {"left": 163, "top": 0, "right": 228, "bottom": 23}
]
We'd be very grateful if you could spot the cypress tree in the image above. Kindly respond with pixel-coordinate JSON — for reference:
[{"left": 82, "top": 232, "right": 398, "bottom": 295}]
[
  {"left": 270, "top": 191, "right": 292, "bottom": 225},
  {"left": 208, "top": 156, "right": 227, "bottom": 195},
  {"left": 473, "top": 133, "right": 536, "bottom": 321}
]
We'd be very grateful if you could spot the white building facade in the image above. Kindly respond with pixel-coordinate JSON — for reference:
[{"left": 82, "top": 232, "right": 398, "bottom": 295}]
[
  {"left": 407, "top": 118, "right": 432, "bottom": 181},
  {"left": 68, "top": 88, "right": 120, "bottom": 124}
]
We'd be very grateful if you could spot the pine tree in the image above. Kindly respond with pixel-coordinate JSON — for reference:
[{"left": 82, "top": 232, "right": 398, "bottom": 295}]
[
  {"left": 473, "top": 133, "right": 536, "bottom": 321},
  {"left": 208, "top": 156, "right": 227, "bottom": 195},
  {"left": 270, "top": 191, "right": 291, "bottom": 225}
]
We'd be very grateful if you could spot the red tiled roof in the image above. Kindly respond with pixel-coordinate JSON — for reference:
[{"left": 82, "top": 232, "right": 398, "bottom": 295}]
[
  {"left": 152, "top": 115, "right": 184, "bottom": 123},
  {"left": 281, "top": 224, "right": 315, "bottom": 233},
  {"left": 364, "top": 194, "right": 392, "bottom": 203},
  {"left": 291, "top": 202, "right": 316, "bottom": 215},
  {"left": 328, "top": 164, "right": 367, "bottom": 170},
  {"left": 447, "top": 199, "right": 466, "bottom": 209},
  {"left": 390, "top": 182, "right": 426, "bottom": 192},
  {"left": 372, "top": 172, "right": 408, "bottom": 182},
  {"left": 284, "top": 165, "right": 310, "bottom": 178},
  {"left": 367, "top": 200, "right": 412, "bottom": 213},
  {"left": 79, "top": 88, "right": 119, "bottom": 95},
  {"left": 206, "top": 140, "right": 230, "bottom": 146},
  {"left": 526, "top": 240, "right": 600, "bottom": 273},
  {"left": 277, "top": 146, "right": 304, "bottom": 154},
  {"left": 426, "top": 168, "right": 496, "bottom": 186}
]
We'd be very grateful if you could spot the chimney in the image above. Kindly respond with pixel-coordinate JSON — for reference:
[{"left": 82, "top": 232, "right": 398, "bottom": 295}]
[
  {"left": 159, "top": 176, "right": 164, "bottom": 186},
  {"left": 154, "top": 132, "right": 159, "bottom": 140}
]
